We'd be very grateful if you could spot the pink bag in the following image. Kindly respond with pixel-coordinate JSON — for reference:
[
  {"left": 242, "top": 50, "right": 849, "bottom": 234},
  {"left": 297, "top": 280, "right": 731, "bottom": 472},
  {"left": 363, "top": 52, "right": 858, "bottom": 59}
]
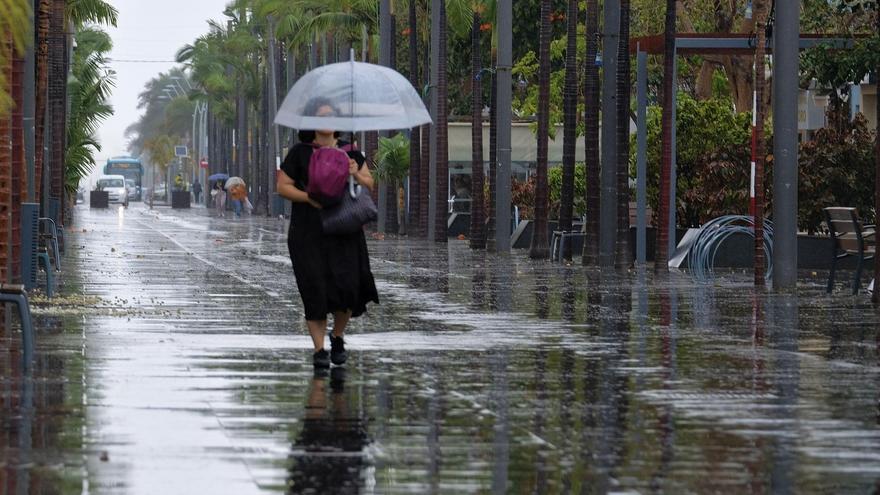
[{"left": 307, "top": 144, "right": 350, "bottom": 206}]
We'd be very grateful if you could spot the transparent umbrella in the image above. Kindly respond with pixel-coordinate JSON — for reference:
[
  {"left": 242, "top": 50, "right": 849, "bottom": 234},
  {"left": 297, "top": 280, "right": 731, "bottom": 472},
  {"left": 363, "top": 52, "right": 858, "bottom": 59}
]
[
  {"left": 275, "top": 54, "right": 432, "bottom": 132},
  {"left": 224, "top": 177, "right": 245, "bottom": 190}
]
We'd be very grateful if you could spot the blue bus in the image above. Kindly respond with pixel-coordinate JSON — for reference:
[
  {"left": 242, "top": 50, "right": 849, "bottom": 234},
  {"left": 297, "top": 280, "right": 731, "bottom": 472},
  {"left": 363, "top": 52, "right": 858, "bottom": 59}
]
[{"left": 104, "top": 157, "right": 144, "bottom": 201}]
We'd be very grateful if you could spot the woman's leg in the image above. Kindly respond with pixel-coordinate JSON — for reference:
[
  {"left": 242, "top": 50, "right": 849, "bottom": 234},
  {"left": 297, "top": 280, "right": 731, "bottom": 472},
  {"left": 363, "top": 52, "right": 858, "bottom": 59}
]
[
  {"left": 307, "top": 319, "right": 328, "bottom": 351},
  {"left": 332, "top": 310, "right": 352, "bottom": 337}
]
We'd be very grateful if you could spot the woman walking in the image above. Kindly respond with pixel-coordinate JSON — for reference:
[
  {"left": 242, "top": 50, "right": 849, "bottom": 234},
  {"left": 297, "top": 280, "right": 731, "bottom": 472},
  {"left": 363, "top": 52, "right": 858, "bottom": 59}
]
[
  {"left": 277, "top": 98, "right": 379, "bottom": 368},
  {"left": 212, "top": 180, "right": 227, "bottom": 217},
  {"left": 229, "top": 181, "right": 247, "bottom": 217}
]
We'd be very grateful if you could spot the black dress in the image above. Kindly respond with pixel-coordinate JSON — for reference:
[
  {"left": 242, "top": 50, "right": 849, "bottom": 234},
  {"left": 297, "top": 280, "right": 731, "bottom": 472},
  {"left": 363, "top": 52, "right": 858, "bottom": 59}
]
[{"left": 281, "top": 141, "right": 379, "bottom": 321}]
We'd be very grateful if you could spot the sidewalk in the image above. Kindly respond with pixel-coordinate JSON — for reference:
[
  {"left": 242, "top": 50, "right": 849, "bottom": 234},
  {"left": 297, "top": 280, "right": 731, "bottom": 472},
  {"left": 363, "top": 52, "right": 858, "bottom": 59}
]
[{"left": 2, "top": 203, "right": 879, "bottom": 493}]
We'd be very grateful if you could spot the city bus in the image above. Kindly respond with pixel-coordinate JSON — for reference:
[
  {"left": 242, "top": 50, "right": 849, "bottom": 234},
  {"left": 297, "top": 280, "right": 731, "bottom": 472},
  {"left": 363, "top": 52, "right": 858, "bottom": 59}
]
[{"left": 104, "top": 157, "right": 144, "bottom": 201}]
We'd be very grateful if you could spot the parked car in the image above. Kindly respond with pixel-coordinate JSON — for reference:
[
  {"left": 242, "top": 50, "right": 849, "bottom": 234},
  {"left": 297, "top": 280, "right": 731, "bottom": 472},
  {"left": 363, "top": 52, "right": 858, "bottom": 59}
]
[{"left": 96, "top": 175, "right": 129, "bottom": 208}]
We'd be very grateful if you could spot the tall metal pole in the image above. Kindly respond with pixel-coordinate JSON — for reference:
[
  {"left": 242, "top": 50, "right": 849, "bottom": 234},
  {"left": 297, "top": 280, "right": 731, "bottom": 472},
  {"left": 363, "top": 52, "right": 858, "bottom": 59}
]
[
  {"left": 495, "top": 0, "right": 513, "bottom": 252},
  {"left": 772, "top": 0, "right": 799, "bottom": 289},
  {"left": 378, "top": 0, "right": 392, "bottom": 233},
  {"left": 428, "top": 0, "right": 441, "bottom": 242},
  {"left": 599, "top": 0, "right": 620, "bottom": 266},
  {"left": 668, "top": 51, "right": 678, "bottom": 259}
]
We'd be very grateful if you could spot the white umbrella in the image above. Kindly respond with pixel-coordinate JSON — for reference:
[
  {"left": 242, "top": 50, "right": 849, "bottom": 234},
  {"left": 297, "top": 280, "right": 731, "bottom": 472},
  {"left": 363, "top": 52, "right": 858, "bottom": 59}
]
[
  {"left": 275, "top": 57, "right": 432, "bottom": 132},
  {"left": 224, "top": 176, "right": 245, "bottom": 190}
]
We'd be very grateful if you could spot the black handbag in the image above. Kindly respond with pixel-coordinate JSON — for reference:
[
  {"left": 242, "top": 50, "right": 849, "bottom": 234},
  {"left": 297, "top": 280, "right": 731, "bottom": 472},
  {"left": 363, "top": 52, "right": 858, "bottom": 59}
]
[{"left": 320, "top": 177, "right": 378, "bottom": 235}]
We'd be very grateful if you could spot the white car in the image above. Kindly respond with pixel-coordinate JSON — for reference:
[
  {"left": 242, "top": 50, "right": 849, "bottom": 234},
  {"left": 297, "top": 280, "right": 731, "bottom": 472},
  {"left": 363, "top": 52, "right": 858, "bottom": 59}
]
[{"left": 97, "top": 175, "right": 129, "bottom": 207}]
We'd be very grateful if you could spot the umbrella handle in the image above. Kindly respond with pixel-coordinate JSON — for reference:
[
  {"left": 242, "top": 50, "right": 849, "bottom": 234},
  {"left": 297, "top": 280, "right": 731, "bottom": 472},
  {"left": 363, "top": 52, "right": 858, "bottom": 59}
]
[{"left": 349, "top": 176, "right": 362, "bottom": 199}]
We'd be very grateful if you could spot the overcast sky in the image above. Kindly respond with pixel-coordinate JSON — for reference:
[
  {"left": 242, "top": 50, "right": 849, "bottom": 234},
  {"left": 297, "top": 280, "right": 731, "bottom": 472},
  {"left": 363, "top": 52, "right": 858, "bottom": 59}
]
[{"left": 96, "top": 0, "right": 230, "bottom": 167}]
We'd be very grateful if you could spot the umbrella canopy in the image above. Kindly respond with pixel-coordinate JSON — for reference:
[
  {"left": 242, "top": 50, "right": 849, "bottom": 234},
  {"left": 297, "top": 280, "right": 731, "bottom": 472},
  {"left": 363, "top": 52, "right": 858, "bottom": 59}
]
[
  {"left": 275, "top": 59, "right": 432, "bottom": 132},
  {"left": 208, "top": 173, "right": 229, "bottom": 182},
  {"left": 224, "top": 177, "right": 245, "bottom": 190}
]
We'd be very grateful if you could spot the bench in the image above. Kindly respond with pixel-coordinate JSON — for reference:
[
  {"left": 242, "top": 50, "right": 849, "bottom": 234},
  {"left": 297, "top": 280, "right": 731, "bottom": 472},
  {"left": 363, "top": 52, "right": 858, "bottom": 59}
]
[
  {"left": 39, "top": 217, "right": 61, "bottom": 271},
  {"left": 0, "top": 284, "right": 35, "bottom": 368},
  {"left": 823, "top": 207, "right": 875, "bottom": 294}
]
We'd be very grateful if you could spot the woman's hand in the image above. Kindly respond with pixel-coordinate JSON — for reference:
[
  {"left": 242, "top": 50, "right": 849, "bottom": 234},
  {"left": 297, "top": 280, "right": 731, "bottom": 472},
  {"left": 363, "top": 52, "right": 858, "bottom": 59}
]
[
  {"left": 308, "top": 198, "right": 322, "bottom": 209},
  {"left": 349, "top": 159, "right": 358, "bottom": 176}
]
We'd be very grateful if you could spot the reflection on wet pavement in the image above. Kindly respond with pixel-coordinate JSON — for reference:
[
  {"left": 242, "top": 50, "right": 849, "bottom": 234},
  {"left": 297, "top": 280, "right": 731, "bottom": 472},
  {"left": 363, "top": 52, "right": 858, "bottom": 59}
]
[{"left": 1, "top": 203, "right": 879, "bottom": 493}]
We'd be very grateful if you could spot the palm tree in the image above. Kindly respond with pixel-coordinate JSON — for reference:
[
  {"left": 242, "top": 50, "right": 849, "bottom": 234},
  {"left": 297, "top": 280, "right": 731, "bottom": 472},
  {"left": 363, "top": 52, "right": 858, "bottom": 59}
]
[
  {"left": 434, "top": 0, "right": 449, "bottom": 242},
  {"left": 529, "top": 0, "right": 550, "bottom": 259},
  {"left": 469, "top": 9, "right": 486, "bottom": 249},
  {"left": 655, "top": 0, "right": 676, "bottom": 272},
  {"left": 66, "top": 0, "right": 118, "bottom": 27},
  {"left": 46, "top": 0, "right": 117, "bottom": 223},
  {"left": 384, "top": 10, "right": 400, "bottom": 234},
  {"left": 408, "top": 0, "right": 422, "bottom": 236},
  {"left": 873, "top": 8, "right": 880, "bottom": 304},
  {"left": 0, "top": 0, "right": 29, "bottom": 113},
  {"left": 0, "top": 35, "right": 10, "bottom": 281},
  {"left": 753, "top": 0, "right": 768, "bottom": 285},
  {"left": 376, "top": 134, "right": 410, "bottom": 229},
  {"left": 12, "top": 38, "right": 25, "bottom": 283},
  {"left": 615, "top": 0, "right": 631, "bottom": 269},
  {"left": 430, "top": 0, "right": 472, "bottom": 242},
  {"left": 66, "top": 27, "right": 114, "bottom": 201},
  {"left": 34, "top": 0, "right": 50, "bottom": 203},
  {"left": 582, "top": 0, "right": 600, "bottom": 266},
  {"left": 559, "top": 0, "right": 578, "bottom": 260}
]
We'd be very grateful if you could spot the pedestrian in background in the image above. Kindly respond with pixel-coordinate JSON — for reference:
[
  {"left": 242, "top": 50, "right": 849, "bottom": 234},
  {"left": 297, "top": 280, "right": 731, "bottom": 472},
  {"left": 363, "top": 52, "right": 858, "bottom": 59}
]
[
  {"left": 276, "top": 98, "right": 379, "bottom": 369},
  {"left": 229, "top": 181, "right": 247, "bottom": 217},
  {"left": 192, "top": 179, "right": 202, "bottom": 204},
  {"left": 211, "top": 180, "right": 226, "bottom": 217}
]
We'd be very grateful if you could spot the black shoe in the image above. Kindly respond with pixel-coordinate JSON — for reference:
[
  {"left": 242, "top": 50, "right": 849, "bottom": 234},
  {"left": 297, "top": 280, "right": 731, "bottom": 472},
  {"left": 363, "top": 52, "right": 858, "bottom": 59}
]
[
  {"left": 329, "top": 335, "right": 347, "bottom": 366},
  {"left": 313, "top": 349, "right": 330, "bottom": 368}
]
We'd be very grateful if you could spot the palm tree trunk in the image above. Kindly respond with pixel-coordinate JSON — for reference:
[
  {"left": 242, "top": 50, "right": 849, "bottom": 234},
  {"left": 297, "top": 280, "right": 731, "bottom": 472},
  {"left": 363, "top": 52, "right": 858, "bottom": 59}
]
[
  {"left": 529, "top": 0, "right": 551, "bottom": 259},
  {"left": 11, "top": 49, "right": 24, "bottom": 283},
  {"left": 366, "top": 130, "right": 379, "bottom": 212},
  {"left": 408, "top": 0, "right": 421, "bottom": 237},
  {"left": 655, "top": 0, "right": 677, "bottom": 272},
  {"left": 34, "top": 0, "right": 50, "bottom": 204},
  {"left": 582, "top": 0, "right": 600, "bottom": 266},
  {"left": 385, "top": 13, "right": 400, "bottom": 234},
  {"left": 560, "top": 0, "right": 578, "bottom": 260},
  {"left": 615, "top": 0, "right": 632, "bottom": 269},
  {"left": 753, "top": 0, "right": 767, "bottom": 285},
  {"left": 236, "top": 88, "right": 246, "bottom": 180},
  {"left": 1, "top": 34, "right": 11, "bottom": 281},
  {"left": 419, "top": 123, "right": 429, "bottom": 236},
  {"left": 470, "top": 12, "right": 486, "bottom": 250},
  {"left": 487, "top": 68, "right": 497, "bottom": 251},
  {"left": 48, "top": 0, "right": 67, "bottom": 219},
  {"left": 873, "top": 10, "right": 880, "bottom": 304},
  {"left": 434, "top": 0, "right": 449, "bottom": 243}
]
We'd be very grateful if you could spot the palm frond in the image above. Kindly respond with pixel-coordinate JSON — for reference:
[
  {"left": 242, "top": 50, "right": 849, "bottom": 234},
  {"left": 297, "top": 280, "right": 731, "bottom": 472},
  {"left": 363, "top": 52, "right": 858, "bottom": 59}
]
[{"left": 66, "top": 0, "right": 118, "bottom": 27}]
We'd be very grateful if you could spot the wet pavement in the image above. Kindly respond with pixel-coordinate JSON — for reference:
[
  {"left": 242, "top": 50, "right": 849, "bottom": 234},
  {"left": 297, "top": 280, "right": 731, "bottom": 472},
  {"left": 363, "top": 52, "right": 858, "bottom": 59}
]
[{"left": 2, "top": 203, "right": 880, "bottom": 493}]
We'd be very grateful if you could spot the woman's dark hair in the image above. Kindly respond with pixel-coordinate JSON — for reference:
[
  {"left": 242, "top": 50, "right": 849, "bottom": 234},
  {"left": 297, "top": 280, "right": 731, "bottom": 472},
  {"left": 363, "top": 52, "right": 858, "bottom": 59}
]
[
  {"left": 303, "top": 96, "right": 338, "bottom": 117},
  {"left": 298, "top": 97, "right": 341, "bottom": 143}
]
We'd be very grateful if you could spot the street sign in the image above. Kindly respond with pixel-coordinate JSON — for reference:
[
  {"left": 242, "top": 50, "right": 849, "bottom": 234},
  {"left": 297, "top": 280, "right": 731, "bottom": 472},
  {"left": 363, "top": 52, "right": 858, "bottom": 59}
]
[
  {"left": 175, "top": 146, "right": 188, "bottom": 157},
  {"left": 200, "top": 159, "right": 208, "bottom": 169}
]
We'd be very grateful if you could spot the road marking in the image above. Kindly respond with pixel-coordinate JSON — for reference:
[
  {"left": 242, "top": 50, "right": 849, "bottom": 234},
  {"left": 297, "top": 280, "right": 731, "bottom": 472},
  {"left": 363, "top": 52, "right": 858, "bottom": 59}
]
[{"left": 135, "top": 218, "right": 284, "bottom": 301}]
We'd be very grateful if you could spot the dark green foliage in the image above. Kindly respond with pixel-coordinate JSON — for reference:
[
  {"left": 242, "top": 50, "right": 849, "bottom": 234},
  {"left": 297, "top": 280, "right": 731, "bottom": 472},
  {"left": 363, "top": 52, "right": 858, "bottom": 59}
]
[
  {"left": 639, "top": 93, "right": 752, "bottom": 228},
  {"left": 797, "top": 114, "right": 877, "bottom": 233}
]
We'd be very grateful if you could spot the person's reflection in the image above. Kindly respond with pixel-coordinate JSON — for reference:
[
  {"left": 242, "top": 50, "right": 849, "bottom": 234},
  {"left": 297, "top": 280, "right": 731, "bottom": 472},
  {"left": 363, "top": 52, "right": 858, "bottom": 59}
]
[
  {"left": 288, "top": 369, "right": 370, "bottom": 494},
  {"left": 535, "top": 278, "right": 550, "bottom": 319}
]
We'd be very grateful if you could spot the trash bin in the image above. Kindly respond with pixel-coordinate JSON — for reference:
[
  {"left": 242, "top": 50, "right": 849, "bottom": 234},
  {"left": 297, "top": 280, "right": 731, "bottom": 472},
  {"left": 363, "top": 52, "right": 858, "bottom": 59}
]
[{"left": 171, "top": 191, "right": 191, "bottom": 209}]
